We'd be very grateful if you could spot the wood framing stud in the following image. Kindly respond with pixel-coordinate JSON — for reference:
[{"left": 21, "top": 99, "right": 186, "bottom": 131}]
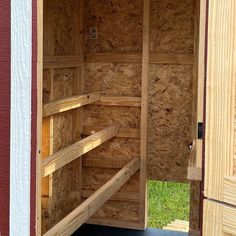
[
  {"left": 43, "top": 92, "right": 101, "bottom": 117},
  {"left": 43, "top": 158, "right": 140, "bottom": 236},
  {"left": 41, "top": 125, "right": 119, "bottom": 176},
  {"left": 43, "top": 55, "right": 83, "bottom": 68},
  {"left": 84, "top": 53, "right": 194, "bottom": 65}
]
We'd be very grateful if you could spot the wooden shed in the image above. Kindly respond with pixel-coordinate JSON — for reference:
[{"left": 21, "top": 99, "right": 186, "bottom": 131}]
[{"left": 0, "top": 0, "right": 236, "bottom": 235}]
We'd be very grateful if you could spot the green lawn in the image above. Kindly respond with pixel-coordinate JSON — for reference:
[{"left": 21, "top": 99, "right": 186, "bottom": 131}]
[{"left": 148, "top": 181, "right": 190, "bottom": 229}]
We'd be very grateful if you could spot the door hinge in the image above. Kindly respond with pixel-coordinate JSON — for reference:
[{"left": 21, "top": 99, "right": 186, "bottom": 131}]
[{"left": 198, "top": 122, "right": 203, "bottom": 140}]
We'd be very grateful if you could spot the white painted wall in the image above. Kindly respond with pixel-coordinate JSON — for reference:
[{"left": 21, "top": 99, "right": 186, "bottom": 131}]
[{"left": 10, "top": 0, "right": 32, "bottom": 235}]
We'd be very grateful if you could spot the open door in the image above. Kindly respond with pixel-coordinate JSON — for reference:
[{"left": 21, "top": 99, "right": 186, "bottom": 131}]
[{"left": 203, "top": 0, "right": 236, "bottom": 235}]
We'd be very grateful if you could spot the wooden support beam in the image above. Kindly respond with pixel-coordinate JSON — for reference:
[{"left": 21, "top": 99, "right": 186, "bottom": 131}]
[
  {"left": 139, "top": 0, "right": 150, "bottom": 228},
  {"left": 84, "top": 52, "right": 194, "bottom": 65},
  {"left": 43, "top": 158, "right": 140, "bottom": 236},
  {"left": 43, "top": 92, "right": 101, "bottom": 117},
  {"left": 83, "top": 125, "right": 140, "bottom": 139},
  {"left": 188, "top": 167, "right": 202, "bottom": 181},
  {"left": 95, "top": 96, "right": 141, "bottom": 107},
  {"left": 41, "top": 125, "right": 119, "bottom": 177},
  {"left": 43, "top": 55, "right": 82, "bottom": 68}
]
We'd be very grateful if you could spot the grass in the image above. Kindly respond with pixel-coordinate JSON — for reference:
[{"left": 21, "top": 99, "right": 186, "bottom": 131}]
[{"left": 148, "top": 181, "right": 190, "bottom": 229}]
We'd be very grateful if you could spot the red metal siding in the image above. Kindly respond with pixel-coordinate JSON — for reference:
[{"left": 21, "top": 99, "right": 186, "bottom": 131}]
[{"left": 0, "top": 0, "right": 10, "bottom": 235}]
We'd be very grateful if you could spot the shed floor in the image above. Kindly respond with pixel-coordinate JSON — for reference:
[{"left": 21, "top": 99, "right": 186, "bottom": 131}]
[{"left": 74, "top": 224, "right": 188, "bottom": 236}]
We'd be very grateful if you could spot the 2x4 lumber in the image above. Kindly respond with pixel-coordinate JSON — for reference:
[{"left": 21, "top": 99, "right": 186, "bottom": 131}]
[
  {"left": 43, "top": 55, "right": 82, "bottom": 68},
  {"left": 139, "top": 0, "right": 150, "bottom": 228},
  {"left": 84, "top": 53, "right": 194, "bottom": 65},
  {"left": 43, "top": 158, "right": 140, "bottom": 236},
  {"left": 83, "top": 125, "right": 140, "bottom": 139},
  {"left": 188, "top": 167, "right": 202, "bottom": 181},
  {"left": 43, "top": 92, "right": 101, "bottom": 117},
  {"left": 95, "top": 96, "right": 141, "bottom": 107},
  {"left": 41, "top": 125, "right": 119, "bottom": 177}
]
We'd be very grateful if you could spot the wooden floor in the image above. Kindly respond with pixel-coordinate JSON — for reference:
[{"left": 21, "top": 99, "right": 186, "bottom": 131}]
[{"left": 74, "top": 224, "right": 189, "bottom": 236}]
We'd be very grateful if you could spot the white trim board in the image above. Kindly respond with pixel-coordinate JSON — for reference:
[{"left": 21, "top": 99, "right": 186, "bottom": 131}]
[{"left": 10, "top": 0, "right": 32, "bottom": 235}]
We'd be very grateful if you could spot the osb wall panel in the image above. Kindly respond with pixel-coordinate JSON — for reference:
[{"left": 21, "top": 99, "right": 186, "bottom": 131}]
[
  {"left": 84, "top": 0, "right": 195, "bottom": 182},
  {"left": 82, "top": 168, "right": 140, "bottom": 193},
  {"left": 43, "top": 0, "right": 81, "bottom": 231},
  {"left": 54, "top": 0, "right": 75, "bottom": 56},
  {"left": 51, "top": 69, "right": 81, "bottom": 227},
  {"left": 91, "top": 201, "right": 140, "bottom": 223},
  {"left": 150, "top": 0, "right": 195, "bottom": 54},
  {"left": 148, "top": 0, "right": 195, "bottom": 181},
  {"left": 84, "top": 0, "right": 143, "bottom": 53},
  {"left": 148, "top": 64, "right": 193, "bottom": 181},
  {"left": 84, "top": 63, "right": 142, "bottom": 96}
]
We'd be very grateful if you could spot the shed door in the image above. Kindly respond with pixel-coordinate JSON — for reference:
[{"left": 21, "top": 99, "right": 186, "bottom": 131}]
[{"left": 203, "top": 0, "right": 236, "bottom": 235}]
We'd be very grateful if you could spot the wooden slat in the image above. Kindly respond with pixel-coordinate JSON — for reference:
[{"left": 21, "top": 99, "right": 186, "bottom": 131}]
[
  {"left": 81, "top": 190, "right": 139, "bottom": 203},
  {"left": 41, "top": 125, "right": 119, "bottom": 176},
  {"left": 204, "top": 0, "right": 236, "bottom": 201},
  {"left": 150, "top": 53, "right": 194, "bottom": 65},
  {"left": 95, "top": 96, "right": 141, "bottom": 107},
  {"left": 139, "top": 0, "right": 150, "bottom": 229},
  {"left": 224, "top": 176, "right": 236, "bottom": 206},
  {"left": 43, "top": 56, "right": 82, "bottom": 68},
  {"left": 43, "top": 158, "right": 140, "bottom": 236},
  {"left": 85, "top": 53, "right": 142, "bottom": 63},
  {"left": 83, "top": 125, "right": 140, "bottom": 139},
  {"left": 203, "top": 199, "right": 236, "bottom": 236},
  {"left": 84, "top": 52, "right": 194, "bottom": 65},
  {"left": 43, "top": 92, "right": 101, "bottom": 117},
  {"left": 188, "top": 167, "right": 202, "bottom": 181}
]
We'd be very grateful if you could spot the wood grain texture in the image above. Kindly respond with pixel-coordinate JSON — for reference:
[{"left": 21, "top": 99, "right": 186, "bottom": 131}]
[
  {"left": 42, "top": 0, "right": 83, "bottom": 230},
  {"left": 42, "top": 125, "right": 119, "bottom": 176},
  {"left": 148, "top": 64, "right": 193, "bottom": 181},
  {"left": 150, "top": 0, "right": 195, "bottom": 54},
  {"left": 203, "top": 199, "right": 235, "bottom": 236},
  {"left": 43, "top": 158, "right": 140, "bottom": 236},
  {"left": 83, "top": 125, "right": 140, "bottom": 139},
  {"left": 85, "top": 52, "right": 194, "bottom": 65},
  {"left": 95, "top": 96, "right": 141, "bottom": 107},
  {"left": 204, "top": 0, "right": 236, "bottom": 201},
  {"left": 43, "top": 92, "right": 101, "bottom": 117},
  {"left": 224, "top": 177, "right": 236, "bottom": 206},
  {"left": 84, "top": 0, "right": 143, "bottom": 53}
]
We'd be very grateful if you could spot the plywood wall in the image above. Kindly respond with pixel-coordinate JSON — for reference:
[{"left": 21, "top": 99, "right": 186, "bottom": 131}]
[
  {"left": 42, "top": 0, "right": 198, "bottom": 232},
  {"left": 42, "top": 0, "right": 82, "bottom": 233},
  {"left": 84, "top": 0, "right": 195, "bottom": 183},
  {"left": 82, "top": 0, "right": 196, "bottom": 228}
]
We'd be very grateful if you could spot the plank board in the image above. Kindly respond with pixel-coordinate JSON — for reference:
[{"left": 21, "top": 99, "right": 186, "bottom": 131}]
[
  {"left": 204, "top": 0, "right": 236, "bottom": 202},
  {"left": 42, "top": 125, "right": 119, "bottom": 176},
  {"left": 44, "top": 158, "right": 140, "bottom": 236},
  {"left": 43, "top": 92, "right": 101, "bottom": 117}
]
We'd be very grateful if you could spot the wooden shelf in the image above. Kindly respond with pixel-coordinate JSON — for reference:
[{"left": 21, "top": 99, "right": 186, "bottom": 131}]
[
  {"left": 41, "top": 125, "right": 119, "bottom": 177},
  {"left": 43, "top": 158, "right": 140, "bottom": 236},
  {"left": 83, "top": 125, "right": 140, "bottom": 139},
  {"left": 43, "top": 92, "right": 101, "bottom": 117},
  {"left": 95, "top": 96, "right": 141, "bottom": 107}
]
